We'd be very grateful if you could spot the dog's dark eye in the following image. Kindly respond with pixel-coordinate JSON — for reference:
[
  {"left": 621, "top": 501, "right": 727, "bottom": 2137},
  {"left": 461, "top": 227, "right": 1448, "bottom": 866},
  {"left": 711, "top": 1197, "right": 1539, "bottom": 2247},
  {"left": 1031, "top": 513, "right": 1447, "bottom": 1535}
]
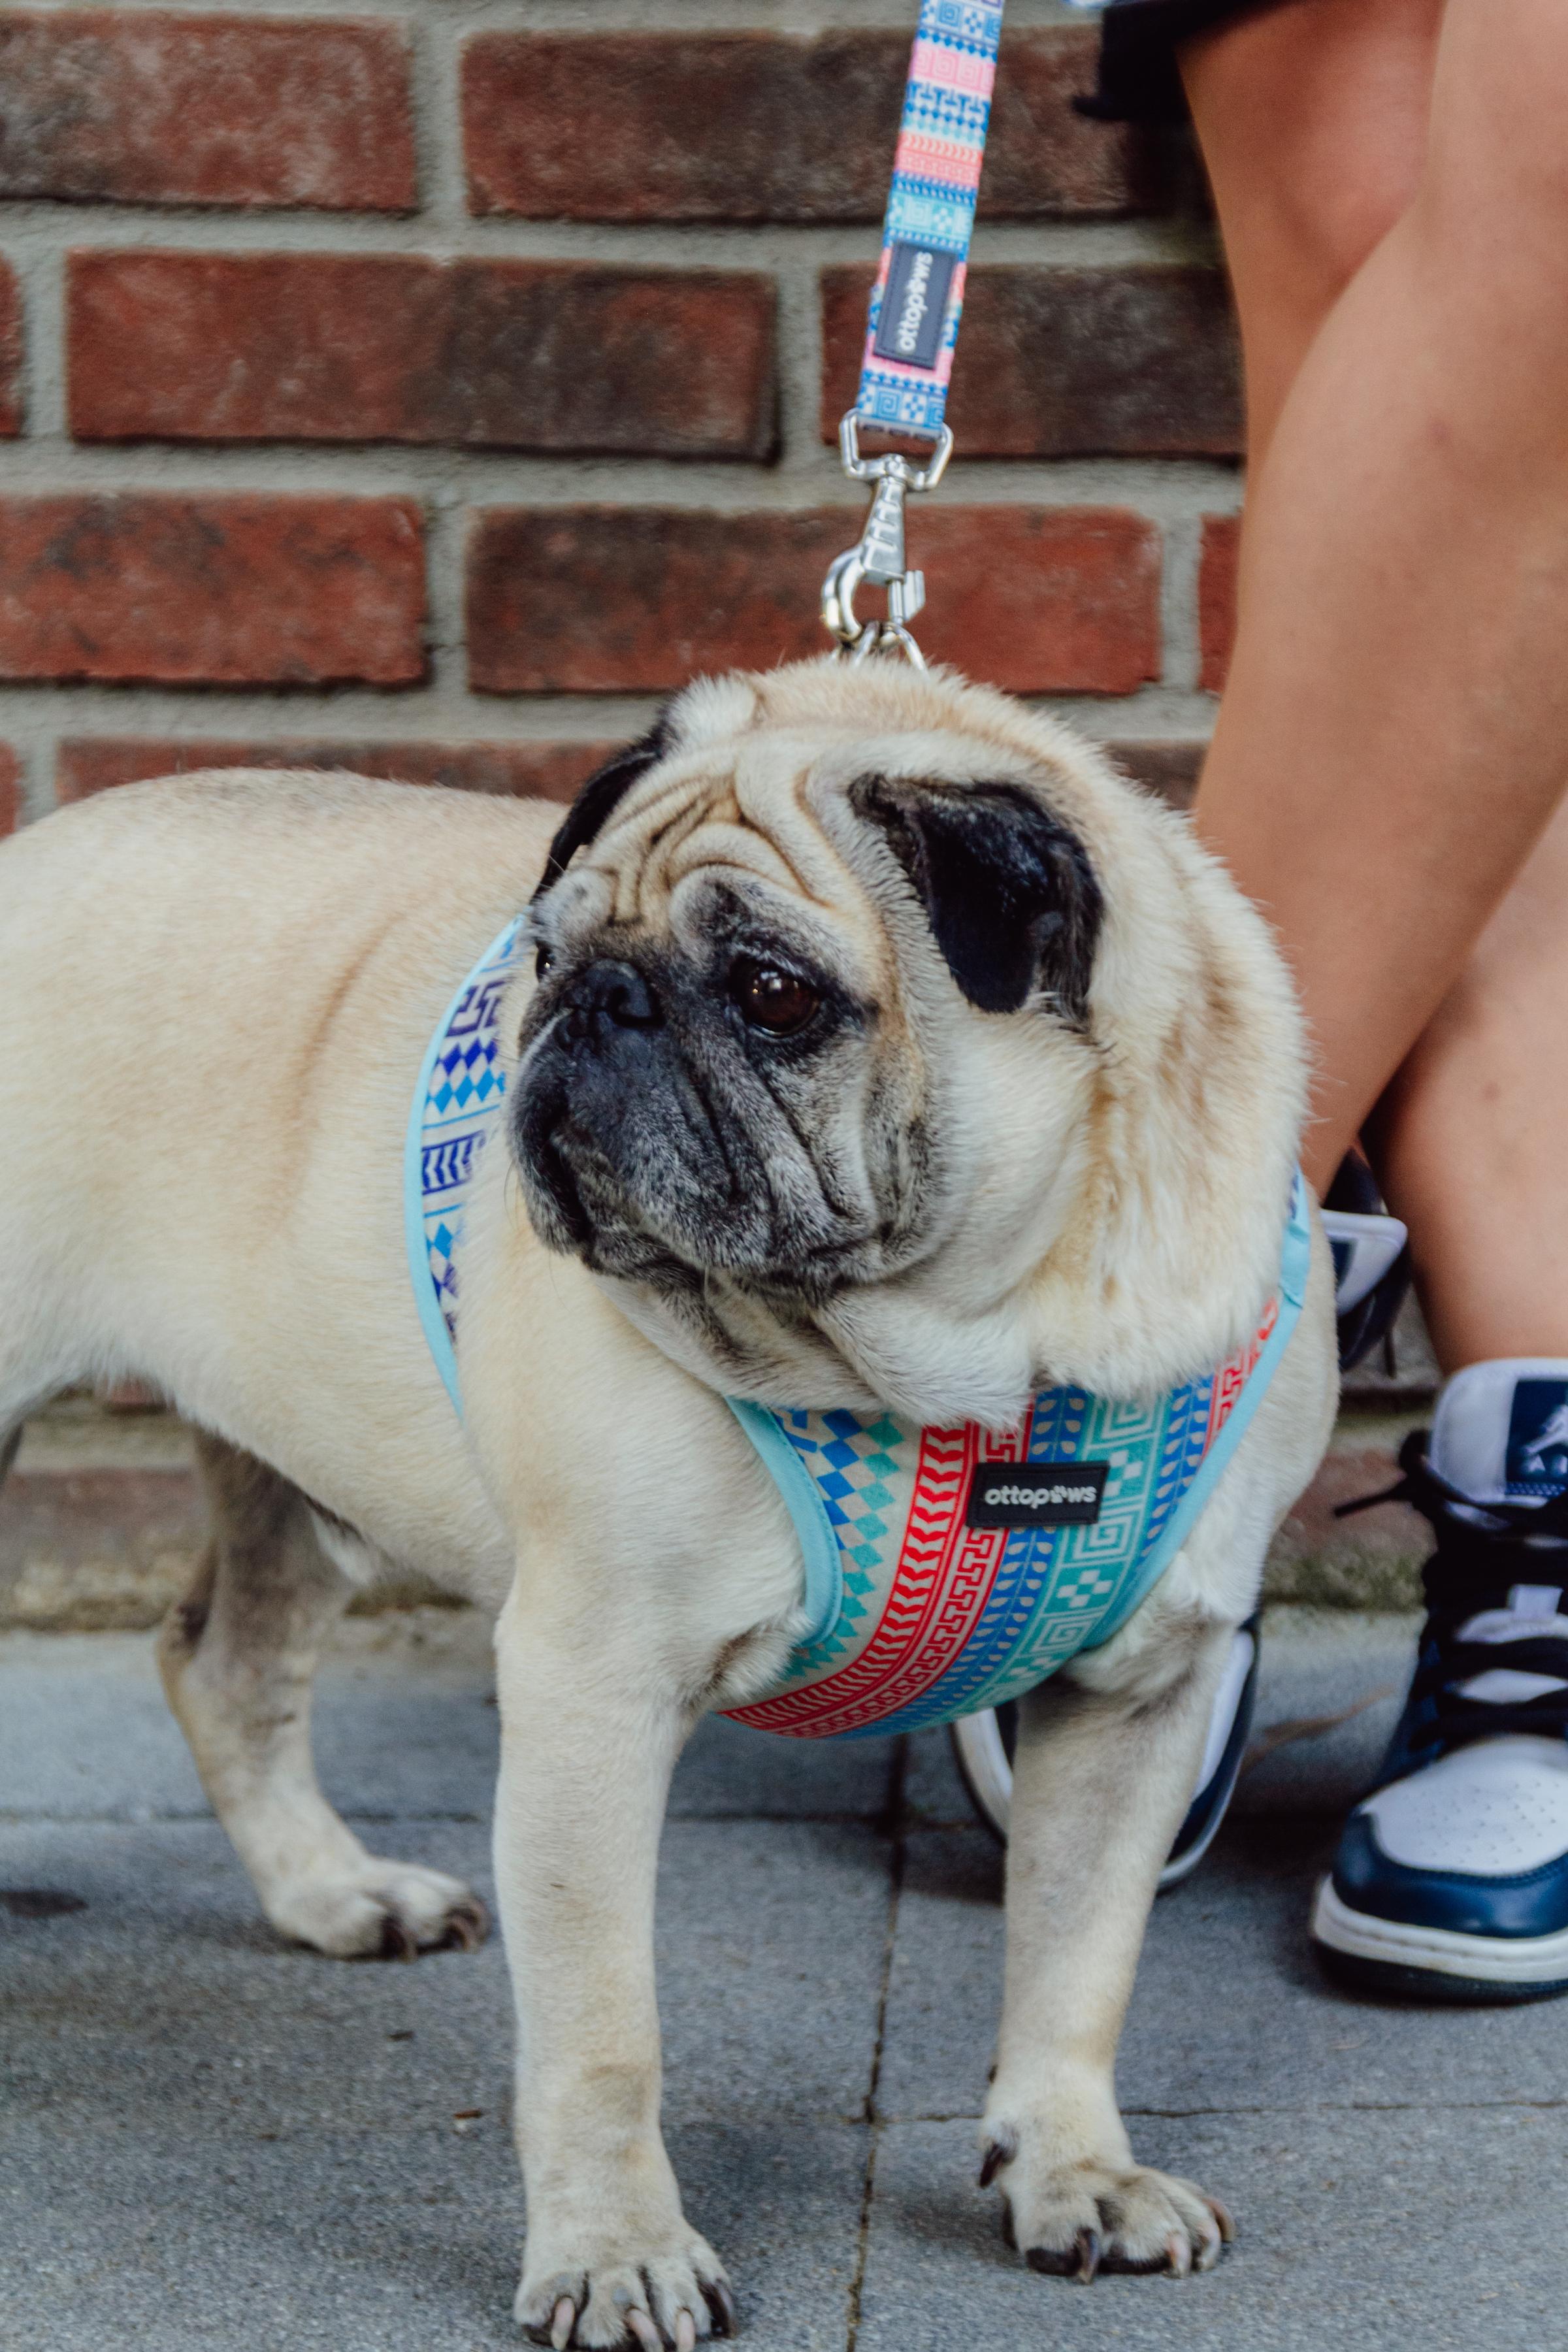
[
  {"left": 730, "top": 957, "right": 821, "bottom": 1037},
  {"left": 534, "top": 944, "right": 555, "bottom": 980}
]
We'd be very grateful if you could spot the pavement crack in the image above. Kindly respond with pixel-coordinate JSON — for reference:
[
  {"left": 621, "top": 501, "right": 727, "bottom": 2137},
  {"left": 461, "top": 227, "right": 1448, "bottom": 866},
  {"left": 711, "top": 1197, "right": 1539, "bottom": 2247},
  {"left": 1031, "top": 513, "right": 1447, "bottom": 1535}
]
[
  {"left": 0, "top": 1809, "right": 488, "bottom": 1827},
  {"left": 884, "top": 2098, "right": 1568, "bottom": 2124},
  {"left": 844, "top": 1736, "right": 909, "bottom": 2352}
]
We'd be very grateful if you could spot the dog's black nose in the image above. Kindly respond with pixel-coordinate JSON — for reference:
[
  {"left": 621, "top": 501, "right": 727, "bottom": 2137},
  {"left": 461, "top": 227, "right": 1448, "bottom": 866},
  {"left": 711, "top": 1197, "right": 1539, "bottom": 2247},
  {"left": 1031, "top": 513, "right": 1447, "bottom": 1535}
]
[{"left": 559, "top": 959, "right": 662, "bottom": 1046}]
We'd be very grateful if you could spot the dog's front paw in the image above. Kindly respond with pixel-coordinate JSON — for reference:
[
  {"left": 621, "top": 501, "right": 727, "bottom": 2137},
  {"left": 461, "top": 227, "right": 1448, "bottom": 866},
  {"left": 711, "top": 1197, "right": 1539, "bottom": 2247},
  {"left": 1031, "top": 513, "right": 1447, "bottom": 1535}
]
[
  {"left": 515, "top": 2227, "right": 736, "bottom": 2349},
  {"left": 269, "top": 1859, "right": 489, "bottom": 1961},
  {"left": 979, "top": 2120, "right": 1233, "bottom": 2281}
]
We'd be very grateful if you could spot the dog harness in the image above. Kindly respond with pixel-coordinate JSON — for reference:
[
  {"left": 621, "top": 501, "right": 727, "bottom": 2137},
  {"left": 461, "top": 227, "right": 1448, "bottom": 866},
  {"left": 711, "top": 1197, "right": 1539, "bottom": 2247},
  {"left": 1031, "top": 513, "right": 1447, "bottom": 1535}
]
[{"left": 406, "top": 919, "right": 1311, "bottom": 1742}]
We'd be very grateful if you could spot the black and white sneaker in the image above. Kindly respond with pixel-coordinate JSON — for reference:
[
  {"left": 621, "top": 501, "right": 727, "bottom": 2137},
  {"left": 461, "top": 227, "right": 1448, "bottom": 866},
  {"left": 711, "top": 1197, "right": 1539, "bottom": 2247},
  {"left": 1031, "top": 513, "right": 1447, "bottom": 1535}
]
[
  {"left": 1321, "top": 1145, "right": 1410, "bottom": 1371},
  {"left": 1313, "top": 1362, "right": 1568, "bottom": 2002},
  {"left": 951, "top": 1618, "right": 1261, "bottom": 1889}
]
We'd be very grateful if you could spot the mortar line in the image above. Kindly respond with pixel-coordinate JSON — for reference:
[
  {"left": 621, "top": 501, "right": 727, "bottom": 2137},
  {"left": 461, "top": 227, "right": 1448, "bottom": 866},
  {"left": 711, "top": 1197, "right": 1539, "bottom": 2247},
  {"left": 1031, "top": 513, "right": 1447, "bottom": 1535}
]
[{"left": 843, "top": 1737, "right": 909, "bottom": 2352}]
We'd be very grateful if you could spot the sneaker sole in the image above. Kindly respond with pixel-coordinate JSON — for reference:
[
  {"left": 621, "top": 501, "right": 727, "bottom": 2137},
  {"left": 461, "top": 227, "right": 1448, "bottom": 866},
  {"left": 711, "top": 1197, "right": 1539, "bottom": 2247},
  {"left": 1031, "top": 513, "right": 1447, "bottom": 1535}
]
[{"left": 1311, "top": 1877, "right": 1568, "bottom": 2004}]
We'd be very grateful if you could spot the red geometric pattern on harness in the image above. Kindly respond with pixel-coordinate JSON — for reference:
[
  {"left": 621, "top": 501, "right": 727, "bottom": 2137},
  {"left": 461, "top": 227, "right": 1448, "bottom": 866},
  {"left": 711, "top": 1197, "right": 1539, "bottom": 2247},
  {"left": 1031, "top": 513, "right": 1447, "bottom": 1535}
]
[
  {"left": 1205, "top": 1298, "right": 1275, "bottom": 1446},
  {"left": 729, "top": 1418, "right": 1020, "bottom": 1737},
  {"left": 726, "top": 1307, "right": 1277, "bottom": 1741}
]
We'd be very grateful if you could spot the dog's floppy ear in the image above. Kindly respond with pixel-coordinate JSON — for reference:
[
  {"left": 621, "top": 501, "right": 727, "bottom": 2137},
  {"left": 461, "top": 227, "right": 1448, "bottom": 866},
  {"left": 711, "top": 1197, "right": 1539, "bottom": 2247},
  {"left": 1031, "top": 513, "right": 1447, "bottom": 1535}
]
[
  {"left": 534, "top": 719, "right": 670, "bottom": 899},
  {"left": 851, "top": 775, "right": 1102, "bottom": 1022}
]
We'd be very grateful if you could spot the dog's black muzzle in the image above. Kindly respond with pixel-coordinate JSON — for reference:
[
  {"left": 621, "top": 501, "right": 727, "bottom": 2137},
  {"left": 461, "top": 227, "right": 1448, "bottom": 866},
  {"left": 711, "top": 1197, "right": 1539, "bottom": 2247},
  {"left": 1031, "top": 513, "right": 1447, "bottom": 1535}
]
[
  {"left": 510, "top": 953, "right": 860, "bottom": 1293},
  {"left": 513, "top": 951, "right": 738, "bottom": 1271},
  {"left": 556, "top": 958, "right": 664, "bottom": 1049}
]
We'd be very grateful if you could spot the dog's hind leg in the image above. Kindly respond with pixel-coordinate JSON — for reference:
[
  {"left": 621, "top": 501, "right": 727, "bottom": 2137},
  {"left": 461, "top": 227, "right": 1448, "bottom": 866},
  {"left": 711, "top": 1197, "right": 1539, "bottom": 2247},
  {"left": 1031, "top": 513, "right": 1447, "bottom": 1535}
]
[
  {"left": 157, "top": 1431, "right": 487, "bottom": 1960},
  {"left": 0, "top": 1419, "right": 20, "bottom": 1595}
]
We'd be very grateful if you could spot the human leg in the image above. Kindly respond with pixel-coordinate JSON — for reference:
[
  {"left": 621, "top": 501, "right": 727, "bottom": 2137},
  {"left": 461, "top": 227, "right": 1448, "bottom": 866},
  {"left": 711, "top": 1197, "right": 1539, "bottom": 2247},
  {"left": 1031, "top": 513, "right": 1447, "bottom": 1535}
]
[
  {"left": 1369, "top": 798, "right": 1568, "bottom": 1367},
  {"left": 1186, "top": 0, "right": 1568, "bottom": 1204},
  {"left": 1184, "top": 0, "right": 1568, "bottom": 1995}
]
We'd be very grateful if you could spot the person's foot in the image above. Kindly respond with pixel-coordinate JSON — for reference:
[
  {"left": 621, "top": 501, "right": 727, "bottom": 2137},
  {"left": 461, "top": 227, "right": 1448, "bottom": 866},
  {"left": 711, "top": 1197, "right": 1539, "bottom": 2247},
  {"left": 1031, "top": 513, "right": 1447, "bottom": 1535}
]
[{"left": 1312, "top": 1360, "right": 1568, "bottom": 2001}]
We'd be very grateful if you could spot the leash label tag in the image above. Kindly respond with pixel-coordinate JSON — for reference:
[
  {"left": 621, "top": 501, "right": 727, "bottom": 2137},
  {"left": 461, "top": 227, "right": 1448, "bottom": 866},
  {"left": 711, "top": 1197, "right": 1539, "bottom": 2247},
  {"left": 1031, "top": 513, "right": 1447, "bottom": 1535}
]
[
  {"left": 964, "top": 1460, "right": 1109, "bottom": 1529},
  {"left": 873, "top": 241, "right": 956, "bottom": 372}
]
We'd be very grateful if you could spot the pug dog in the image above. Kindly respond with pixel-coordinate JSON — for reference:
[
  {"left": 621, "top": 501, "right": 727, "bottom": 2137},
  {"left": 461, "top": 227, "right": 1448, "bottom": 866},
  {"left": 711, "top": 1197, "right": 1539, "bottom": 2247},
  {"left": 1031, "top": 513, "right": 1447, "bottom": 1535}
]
[{"left": 0, "top": 657, "right": 1335, "bottom": 2342}]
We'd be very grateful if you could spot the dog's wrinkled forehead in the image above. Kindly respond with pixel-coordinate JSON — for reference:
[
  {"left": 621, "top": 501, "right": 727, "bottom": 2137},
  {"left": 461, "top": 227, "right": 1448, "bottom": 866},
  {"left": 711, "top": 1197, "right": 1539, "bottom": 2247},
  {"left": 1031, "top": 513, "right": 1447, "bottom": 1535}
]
[
  {"left": 537, "top": 728, "right": 813, "bottom": 940},
  {"left": 534, "top": 668, "right": 1105, "bottom": 1027}
]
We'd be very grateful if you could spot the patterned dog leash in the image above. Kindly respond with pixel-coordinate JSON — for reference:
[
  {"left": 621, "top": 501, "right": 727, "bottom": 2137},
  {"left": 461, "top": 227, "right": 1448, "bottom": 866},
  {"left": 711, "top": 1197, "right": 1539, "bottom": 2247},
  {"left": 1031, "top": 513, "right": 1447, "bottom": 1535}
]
[{"left": 821, "top": 0, "right": 1005, "bottom": 668}]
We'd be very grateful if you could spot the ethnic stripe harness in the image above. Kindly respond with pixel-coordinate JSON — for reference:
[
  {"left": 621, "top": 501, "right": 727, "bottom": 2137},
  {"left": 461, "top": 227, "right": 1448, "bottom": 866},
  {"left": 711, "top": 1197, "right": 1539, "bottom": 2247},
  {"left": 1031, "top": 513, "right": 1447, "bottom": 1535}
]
[{"left": 406, "top": 920, "right": 1311, "bottom": 1744}]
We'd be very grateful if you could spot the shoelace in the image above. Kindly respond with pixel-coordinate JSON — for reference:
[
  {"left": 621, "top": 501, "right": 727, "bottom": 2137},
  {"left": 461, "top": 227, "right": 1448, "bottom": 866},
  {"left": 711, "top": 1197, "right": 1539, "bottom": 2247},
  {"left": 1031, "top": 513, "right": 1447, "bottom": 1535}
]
[{"left": 1339, "top": 1432, "right": 1568, "bottom": 1757}]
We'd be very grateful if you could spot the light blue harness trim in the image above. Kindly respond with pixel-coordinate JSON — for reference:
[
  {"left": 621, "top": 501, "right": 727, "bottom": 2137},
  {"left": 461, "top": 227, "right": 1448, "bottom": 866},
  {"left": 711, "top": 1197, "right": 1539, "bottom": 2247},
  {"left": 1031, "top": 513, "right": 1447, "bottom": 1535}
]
[
  {"left": 403, "top": 916, "right": 526, "bottom": 1413},
  {"left": 726, "top": 1398, "right": 845, "bottom": 1646}
]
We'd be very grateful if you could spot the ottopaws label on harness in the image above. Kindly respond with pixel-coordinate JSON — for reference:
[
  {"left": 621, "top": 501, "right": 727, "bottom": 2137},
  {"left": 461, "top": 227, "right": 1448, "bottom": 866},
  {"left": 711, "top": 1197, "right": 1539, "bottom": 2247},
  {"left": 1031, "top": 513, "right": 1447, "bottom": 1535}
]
[
  {"left": 966, "top": 1461, "right": 1109, "bottom": 1529},
  {"left": 406, "top": 919, "right": 1313, "bottom": 1744}
]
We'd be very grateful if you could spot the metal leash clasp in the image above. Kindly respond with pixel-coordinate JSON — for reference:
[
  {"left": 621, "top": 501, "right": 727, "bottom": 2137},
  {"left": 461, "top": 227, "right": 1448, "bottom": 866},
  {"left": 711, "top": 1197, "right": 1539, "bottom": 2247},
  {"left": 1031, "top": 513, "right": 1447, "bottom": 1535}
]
[{"left": 821, "top": 412, "right": 953, "bottom": 669}]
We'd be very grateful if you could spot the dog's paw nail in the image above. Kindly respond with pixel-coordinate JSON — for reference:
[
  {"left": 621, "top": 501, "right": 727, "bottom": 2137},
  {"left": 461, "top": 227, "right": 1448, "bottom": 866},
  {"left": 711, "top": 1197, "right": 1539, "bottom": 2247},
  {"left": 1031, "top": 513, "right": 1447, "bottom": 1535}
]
[
  {"left": 977, "top": 2125, "right": 1016, "bottom": 2187},
  {"left": 703, "top": 2280, "right": 738, "bottom": 2339},
  {"left": 442, "top": 1898, "right": 489, "bottom": 1953},
  {"left": 999, "top": 2199, "right": 1017, "bottom": 2252},
  {"left": 674, "top": 2310, "right": 697, "bottom": 2352},
  {"left": 625, "top": 2308, "right": 662, "bottom": 2352},
  {"left": 1205, "top": 2195, "right": 1237, "bottom": 2244},
  {"left": 549, "top": 2295, "right": 576, "bottom": 2350},
  {"left": 378, "top": 1912, "right": 419, "bottom": 1963},
  {"left": 1025, "top": 2228, "right": 1100, "bottom": 2283},
  {"left": 1164, "top": 2231, "right": 1192, "bottom": 2279}
]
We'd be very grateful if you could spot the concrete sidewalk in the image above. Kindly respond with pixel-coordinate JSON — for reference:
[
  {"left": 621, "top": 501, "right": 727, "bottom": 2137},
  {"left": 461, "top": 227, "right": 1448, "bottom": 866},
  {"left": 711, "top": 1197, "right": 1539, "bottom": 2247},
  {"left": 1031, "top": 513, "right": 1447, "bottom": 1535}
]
[{"left": 2, "top": 1609, "right": 1561, "bottom": 2352}]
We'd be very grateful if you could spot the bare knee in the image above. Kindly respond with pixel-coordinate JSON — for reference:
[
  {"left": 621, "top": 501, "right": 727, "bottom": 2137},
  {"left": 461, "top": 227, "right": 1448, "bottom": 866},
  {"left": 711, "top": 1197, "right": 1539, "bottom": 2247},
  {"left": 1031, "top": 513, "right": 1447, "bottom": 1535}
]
[{"left": 1182, "top": 0, "right": 1440, "bottom": 450}]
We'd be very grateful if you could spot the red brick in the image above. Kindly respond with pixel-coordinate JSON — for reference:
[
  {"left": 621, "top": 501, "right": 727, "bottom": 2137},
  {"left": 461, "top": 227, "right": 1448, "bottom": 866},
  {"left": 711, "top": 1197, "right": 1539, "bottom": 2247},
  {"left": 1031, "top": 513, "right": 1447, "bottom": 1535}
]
[
  {"left": 468, "top": 506, "right": 1160, "bottom": 698},
  {"left": 0, "top": 1463, "right": 204, "bottom": 1632},
  {"left": 464, "top": 29, "right": 1157, "bottom": 223},
  {"left": 1199, "top": 514, "right": 1240, "bottom": 693},
  {"left": 0, "top": 12, "right": 415, "bottom": 210},
  {"left": 68, "top": 253, "right": 776, "bottom": 459},
  {"left": 0, "top": 743, "right": 19, "bottom": 836},
  {"left": 823, "top": 265, "right": 1241, "bottom": 458},
  {"left": 57, "top": 738, "right": 613, "bottom": 807},
  {"left": 0, "top": 497, "right": 425, "bottom": 687},
  {"left": 0, "top": 263, "right": 20, "bottom": 437}
]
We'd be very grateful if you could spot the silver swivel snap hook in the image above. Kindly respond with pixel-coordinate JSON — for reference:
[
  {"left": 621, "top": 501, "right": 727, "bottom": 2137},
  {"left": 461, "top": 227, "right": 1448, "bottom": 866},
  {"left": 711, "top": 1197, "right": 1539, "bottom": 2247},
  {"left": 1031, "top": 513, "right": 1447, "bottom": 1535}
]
[{"left": 821, "top": 414, "right": 953, "bottom": 670}]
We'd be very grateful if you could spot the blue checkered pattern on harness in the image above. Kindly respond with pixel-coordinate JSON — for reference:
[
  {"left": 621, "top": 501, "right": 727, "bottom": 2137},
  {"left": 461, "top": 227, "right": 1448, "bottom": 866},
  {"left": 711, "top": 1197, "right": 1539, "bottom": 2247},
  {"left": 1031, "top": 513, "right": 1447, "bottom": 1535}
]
[{"left": 417, "top": 918, "right": 525, "bottom": 1343}]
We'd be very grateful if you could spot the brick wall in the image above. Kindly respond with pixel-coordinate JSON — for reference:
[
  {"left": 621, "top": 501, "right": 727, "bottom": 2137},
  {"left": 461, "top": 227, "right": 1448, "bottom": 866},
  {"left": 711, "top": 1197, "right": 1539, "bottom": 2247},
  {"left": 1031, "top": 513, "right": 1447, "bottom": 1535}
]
[{"left": 0, "top": 0, "right": 1243, "bottom": 831}]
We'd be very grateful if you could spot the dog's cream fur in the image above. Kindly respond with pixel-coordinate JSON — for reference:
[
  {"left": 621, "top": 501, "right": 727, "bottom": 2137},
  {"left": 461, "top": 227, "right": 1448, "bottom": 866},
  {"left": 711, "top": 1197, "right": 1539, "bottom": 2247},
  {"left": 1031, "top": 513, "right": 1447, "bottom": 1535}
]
[{"left": 0, "top": 659, "right": 1335, "bottom": 2342}]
